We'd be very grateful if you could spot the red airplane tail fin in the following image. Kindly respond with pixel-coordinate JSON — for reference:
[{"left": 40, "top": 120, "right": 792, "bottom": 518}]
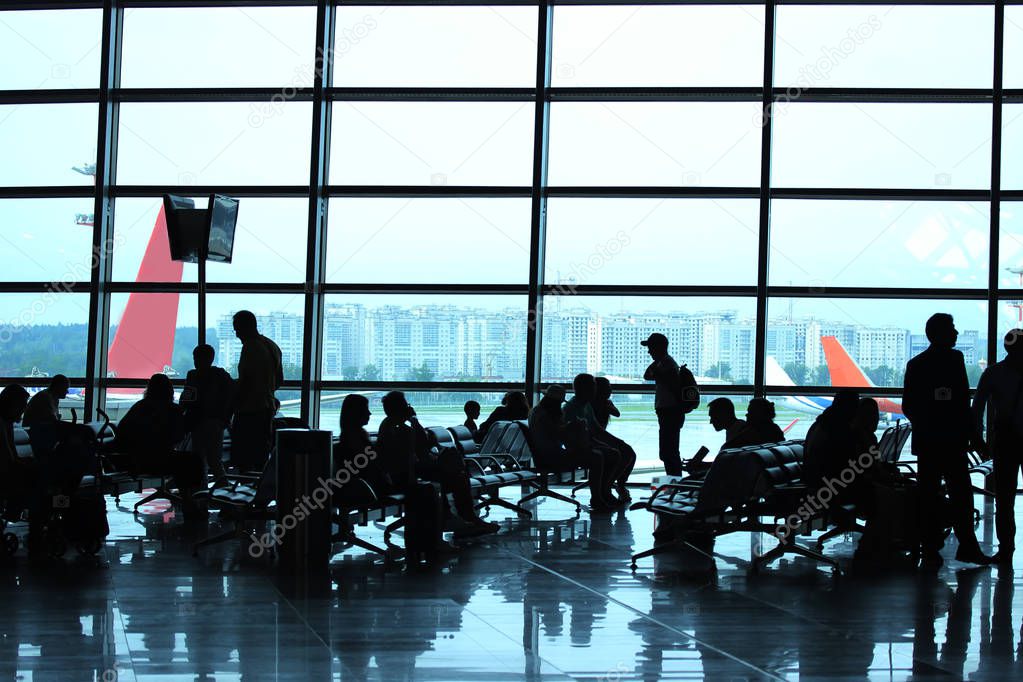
[
  {"left": 820, "top": 335, "right": 874, "bottom": 388},
  {"left": 107, "top": 205, "right": 182, "bottom": 379}
]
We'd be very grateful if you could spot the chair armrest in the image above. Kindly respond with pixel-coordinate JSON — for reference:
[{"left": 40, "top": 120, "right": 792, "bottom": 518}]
[
  {"left": 474, "top": 453, "right": 519, "bottom": 470},
  {"left": 467, "top": 455, "right": 506, "bottom": 473},
  {"left": 464, "top": 458, "right": 487, "bottom": 477}
]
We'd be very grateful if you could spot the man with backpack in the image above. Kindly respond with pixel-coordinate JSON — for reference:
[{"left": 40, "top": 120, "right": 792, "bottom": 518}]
[
  {"left": 972, "top": 328, "right": 1023, "bottom": 564},
  {"left": 642, "top": 333, "right": 699, "bottom": 476}
]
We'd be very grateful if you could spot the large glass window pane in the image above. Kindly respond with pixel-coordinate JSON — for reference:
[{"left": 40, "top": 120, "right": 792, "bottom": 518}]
[
  {"left": 1002, "top": 104, "right": 1023, "bottom": 190},
  {"left": 1005, "top": 7, "right": 1023, "bottom": 89},
  {"left": 0, "top": 198, "right": 96, "bottom": 282},
  {"left": 205, "top": 198, "right": 307, "bottom": 284},
  {"left": 112, "top": 197, "right": 307, "bottom": 284},
  {"left": 539, "top": 296, "right": 758, "bottom": 384},
  {"left": 318, "top": 390, "right": 508, "bottom": 436},
  {"left": 998, "top": 297, "right": 1023, "bottom": 361},
  {"left": 121, "top": 7, "right": 316, "bottom": 88},
  {"left": 107, "top": 293, "right": 197, "bottom": 381},
  {"left": 775, "top": 6, "right": 993, "bottom": 89},
  {"left": 770, "top": 200, "right": 989, "bottom": 289},
  {"left": 329, "top": 102, "right": 533, "bottom": 186},
  {"left": 551, "top": 5, "right": 763, "bottom": 87},
  {"left": 0, "top": 293, "right": 90, "bottom": 378},
  {"left": 772, "top": 103, "right": 991, "bottom": 189},
  {"left": 766, "top": 298, "right": 987, "bottom": 388},
  {"left": 1000, "top": 202, "right": 1023, "bottom": 289},
  {"left": 0, "top": 10, "right": 101, "bottom": 90},
  {"left": 326, "top": 198, "right": 530, "bottom": 284},
  {"left": 545, "top": 198, "right": 759, "bottom": 286},
  {"left": 334, "top": 7, "right": 536, "bottom": 87},
  {"left": 548, "top": 102, "right": 761, "bottom": 187},
  {"left": 0, "top": 103, "right": 97, "bottom": 187},
  {"left": 207, "top": 294, "right": 305, "bottom": 381},
  {"left": 117, "top": 102, "right": 311, "bottom": 186},
  {"left": 321, "top": 295, "right": 527, "bottom": 383},
  {"left": 112, "top": 197, "right": 195, "bottom": 284}
]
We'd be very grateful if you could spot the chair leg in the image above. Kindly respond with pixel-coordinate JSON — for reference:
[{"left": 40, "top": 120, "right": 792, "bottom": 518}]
[
  {"left": 750, "top": 541, "right": 787, "bottom": 574},
  {"left": 346, "top": 535, "right": 389, "bottom": 556},
  {"left": 332, "top": 523, "right": 390, "bottom": 557},
  {"left": 814, "top": 525, "right": 851, "bottom": 550},
  {"left": 518, "top": 486, "right": 582, "bottom": 510},
  {"left": 630, "top": 540, "right": 683, "bottom": 569},
  {"left": 133, "top": 486, "right": 182, "bottom": 511},
  {"left": 383, "top": 518, "right": 405, "bottom": 551},
  {"left": 570, "top": 481, "right": 588, "bottom": 498},
  {"left": 753, "top": 535, "right": 842, "bottom": 575},
  {"left": 478, "top": 495, "right": 532, "bottom": 519}
]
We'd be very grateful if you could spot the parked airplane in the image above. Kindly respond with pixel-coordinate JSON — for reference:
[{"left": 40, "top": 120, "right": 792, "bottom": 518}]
[{"left": 767, "top": 336, "right": 905, "bottom": 420}]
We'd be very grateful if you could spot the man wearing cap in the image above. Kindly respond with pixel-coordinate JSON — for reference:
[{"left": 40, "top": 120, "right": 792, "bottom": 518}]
[{"left": 642, "top": 332, "right": 685, "bottom": 476}]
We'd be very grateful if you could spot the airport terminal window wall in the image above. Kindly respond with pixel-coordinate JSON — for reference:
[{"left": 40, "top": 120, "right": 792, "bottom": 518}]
[{"left": 1, "top": 1, "right": 1021, "bottom": 470}]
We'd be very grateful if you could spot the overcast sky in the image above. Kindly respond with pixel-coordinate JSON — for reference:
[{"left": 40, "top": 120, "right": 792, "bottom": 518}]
[{"left": 1, "top": 4, "right": 1022, "bottom": 348}]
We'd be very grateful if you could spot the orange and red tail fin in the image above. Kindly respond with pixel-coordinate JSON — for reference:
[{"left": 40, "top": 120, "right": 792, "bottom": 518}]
[
  {"left": 820, "top": 335, "right": 874, "bottom": 388},
  {"left": 107, "top": 205, "right": 182, "bottom": 379}
]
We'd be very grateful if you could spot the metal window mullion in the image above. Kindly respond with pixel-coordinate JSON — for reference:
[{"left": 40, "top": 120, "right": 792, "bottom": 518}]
[
  {"left": 989, "top": 2, "right": 1005, "bottom": 371},
  {"left": 753, "top": 1, "right": 776, "bottom": 397},
  {"left": 84, "top": 0, "right": 122, "bottom": 421},
  {"left": 524, "top": 2, "right": 553, "bottom": 402},
  {"left": 300, "top": 0, "right": 334, "bottom": 428}
]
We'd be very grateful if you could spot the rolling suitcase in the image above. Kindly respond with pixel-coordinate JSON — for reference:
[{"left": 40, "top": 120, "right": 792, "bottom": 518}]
[{"left": 403, "top": 482, "right": 442, "bottom": 565}]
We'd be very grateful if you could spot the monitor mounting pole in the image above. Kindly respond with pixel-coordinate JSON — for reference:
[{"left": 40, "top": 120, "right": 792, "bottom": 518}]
[{"left": 198, "top": 235, "right": 207, "bottom": 347}]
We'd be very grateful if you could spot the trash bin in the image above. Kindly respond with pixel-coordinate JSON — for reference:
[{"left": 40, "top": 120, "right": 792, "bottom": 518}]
[{"left": 275, "top": 428, "right": 333, "bottom": 577}]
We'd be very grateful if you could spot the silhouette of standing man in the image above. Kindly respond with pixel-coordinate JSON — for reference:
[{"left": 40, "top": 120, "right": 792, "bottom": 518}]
[
  {"left": 971, "top": 328, "right": 1023, "bottom": 564},
  {"left": 230, "top": 310, "right": 283, "bottom": 473},
  {"left": 642, "top": 333, "right": 684, "bottom": 476},
  {"left": 903, "top": 313, "right": 991, "bottom": 568}
]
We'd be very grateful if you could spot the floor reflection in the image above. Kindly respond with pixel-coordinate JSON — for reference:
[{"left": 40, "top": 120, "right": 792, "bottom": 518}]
[{"left": 2, "top": 491, "right": 1023, "bottom": 679}]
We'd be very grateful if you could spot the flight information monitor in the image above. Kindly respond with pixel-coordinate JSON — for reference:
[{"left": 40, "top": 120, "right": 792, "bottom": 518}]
[{"left": 206, "top": 194, "right": 239, "bottom": 264}]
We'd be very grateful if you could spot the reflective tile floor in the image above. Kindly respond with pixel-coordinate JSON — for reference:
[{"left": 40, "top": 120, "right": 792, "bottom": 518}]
[{"left": 3, "top": 489, "right": 1023, "bottom": 681}]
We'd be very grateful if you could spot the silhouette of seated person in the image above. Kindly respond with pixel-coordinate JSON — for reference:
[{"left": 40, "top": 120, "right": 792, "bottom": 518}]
[
  {"left": 376, "top": 391, "right": 498, "bottom": 536},
  {"left": 20, "top": 374, "right": 93, "bottom": 496},
  {"left": 727, "top": 398, "right": 786, "bottom": 448},
  {"left": 117, "top": 373, "right": 204, "bottom": 520},
  {"left": 462, "top": 400, "right": 480, "bottom": 437},
  {"left": 590, "top": 377, "right": 621, "bottom": 430},
  {"left": 803, "top": 389, "right": 861, "bottom": 499},
  {"left": 333, "top": 394, "right": 393, "bottom": 508},
  {"left": 571, "top": 374, "right": 635, "bottom": 502},
  {"left": 22, "top": 374, "right": 69, "bottom": 430},
  {"left": 528, "top": 385, "right": 615, "bottom": 508},
  {"left": 0, "top": 384, "right": 47, "bottom": 550},
  {"left": 475, "top": 391, "right": 530, "bottom": 443},
  {"left": 708, "top": 397, "right": 747, "bottom": 447},
  {"left": 180, "top": 345, "right": 235, "bottom": 486}
]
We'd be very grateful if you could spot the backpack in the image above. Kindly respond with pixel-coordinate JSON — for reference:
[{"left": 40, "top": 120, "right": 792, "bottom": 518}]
[{"left": 676, "top": 364, "right": 701, "bottom": 414}]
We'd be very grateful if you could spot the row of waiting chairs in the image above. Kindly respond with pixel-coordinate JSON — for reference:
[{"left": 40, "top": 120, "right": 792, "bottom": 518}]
[
  {"left": 629, "top": 422, "right": 916, "bottom": 575},
  {"left": 192, "top": 420, "right": 593, "bottom": 560}
]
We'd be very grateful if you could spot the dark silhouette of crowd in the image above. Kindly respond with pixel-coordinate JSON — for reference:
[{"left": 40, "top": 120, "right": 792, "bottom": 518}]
[{"left": 2, "top": 309, "right": 1015, "bottom": 572}]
